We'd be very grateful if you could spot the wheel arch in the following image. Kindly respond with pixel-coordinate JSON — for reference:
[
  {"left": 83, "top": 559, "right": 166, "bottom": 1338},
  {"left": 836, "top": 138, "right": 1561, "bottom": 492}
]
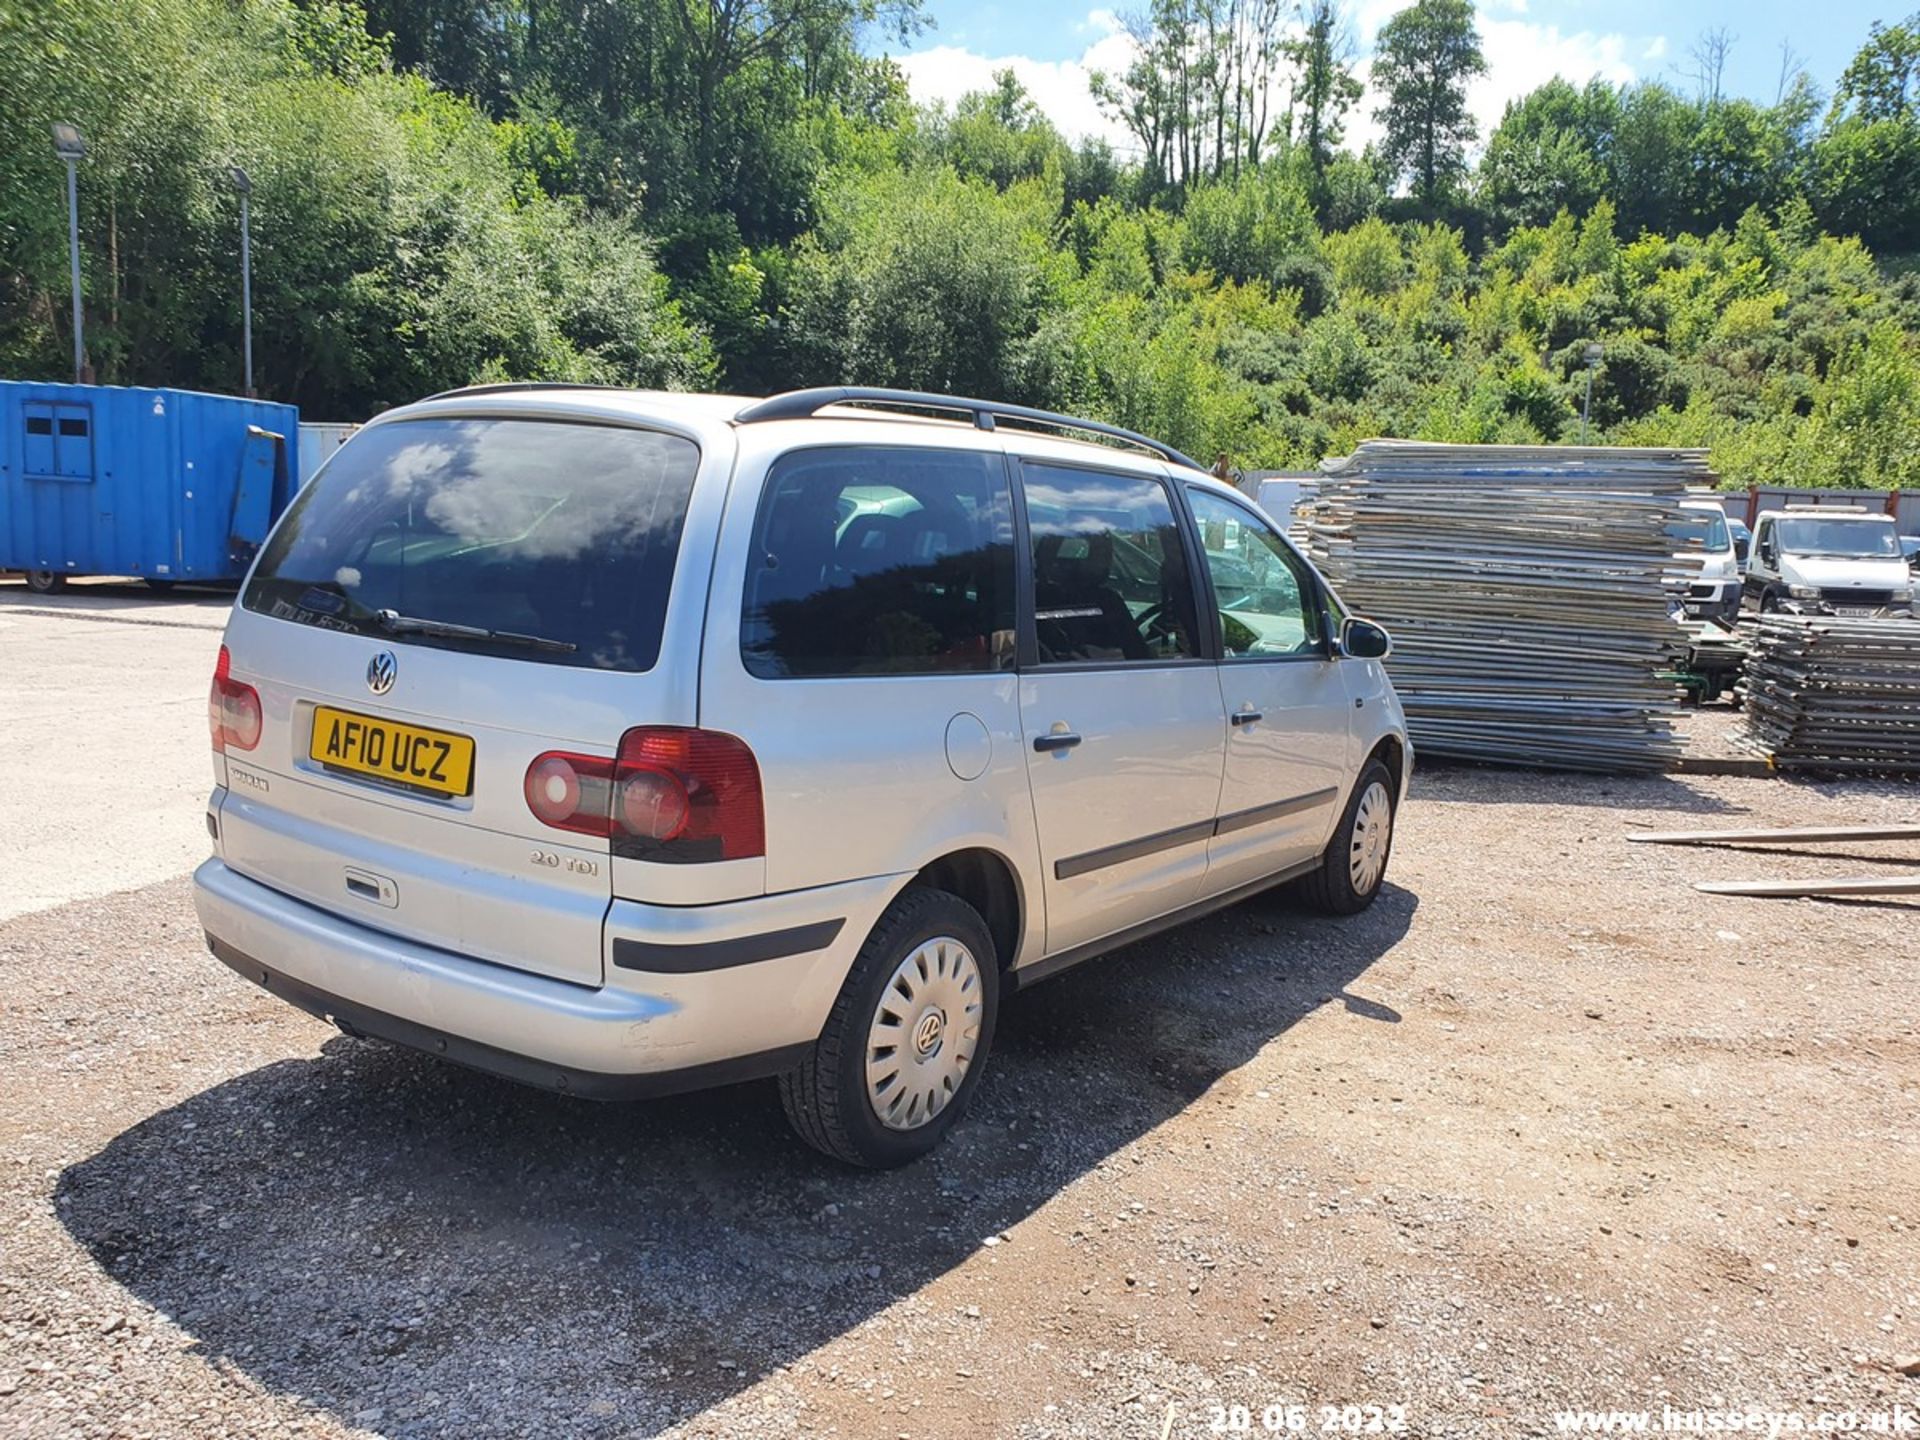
[
  {"left": 1366, "top": 732, "right": 1407, "bottom": 800},
  {"left": 902, "top": 846, "right": 1028, "bottom": 973}
]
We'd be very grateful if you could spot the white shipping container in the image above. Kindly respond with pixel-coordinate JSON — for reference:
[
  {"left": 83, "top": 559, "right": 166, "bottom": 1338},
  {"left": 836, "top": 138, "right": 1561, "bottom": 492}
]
[{"left": 296, "top": 422, "right": 360, "bottom": 489}]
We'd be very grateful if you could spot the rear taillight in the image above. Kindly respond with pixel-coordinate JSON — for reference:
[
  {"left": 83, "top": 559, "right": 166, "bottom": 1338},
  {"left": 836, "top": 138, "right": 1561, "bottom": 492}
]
[
  {"left": 208, "top": 645, "right": 262, "bottom": 753},
  {"left": 522, "top": 727, "right": 764, "bottom": 862},
  {"left": 523, "top": 752, "right": 613, "bottom": 837},
  {"left": 617, "top": 727, "right": 763, "bottom": 861}
]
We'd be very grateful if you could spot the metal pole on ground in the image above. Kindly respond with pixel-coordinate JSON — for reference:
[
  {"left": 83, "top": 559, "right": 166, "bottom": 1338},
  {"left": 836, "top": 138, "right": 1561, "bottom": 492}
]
[
  {"left": 230, "top": 166, "right": 254, "bottom": 397},
  {"left": 51, "top": 123, "right": 88, "bottom": 383}
]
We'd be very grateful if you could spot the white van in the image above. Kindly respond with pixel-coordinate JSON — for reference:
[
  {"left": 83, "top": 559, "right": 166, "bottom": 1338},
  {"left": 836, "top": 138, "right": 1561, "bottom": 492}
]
[
  {"left": 1743, "top": 507, "right": 1914, "bottom": 618},
  {"left": 1671, "top": 500, "right": 1741, "bottom": 623},
  {"left": 195, "top": 386, "right": 1410, "bottom": 1166}
]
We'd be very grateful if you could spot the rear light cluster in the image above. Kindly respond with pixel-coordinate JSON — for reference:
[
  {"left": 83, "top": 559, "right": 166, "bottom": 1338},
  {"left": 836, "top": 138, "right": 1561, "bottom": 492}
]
[
  {"left": 524, "top": 727, "right": 765, "bottom": 863},
  {"left": 208, "top": 645, "right": 262, "bottom": 753}
]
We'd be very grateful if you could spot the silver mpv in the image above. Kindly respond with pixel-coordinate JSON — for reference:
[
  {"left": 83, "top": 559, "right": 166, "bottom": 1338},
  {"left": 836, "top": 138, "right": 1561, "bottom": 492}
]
[{"left": 196, "top": 386, "right": 1410, "bottom": 1167}]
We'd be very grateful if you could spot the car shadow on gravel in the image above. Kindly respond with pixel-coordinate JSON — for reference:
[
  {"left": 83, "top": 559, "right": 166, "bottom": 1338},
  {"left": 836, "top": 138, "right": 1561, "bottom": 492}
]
[{"left": 56, "top": 884, "right": 1415, "bottom": 1439}]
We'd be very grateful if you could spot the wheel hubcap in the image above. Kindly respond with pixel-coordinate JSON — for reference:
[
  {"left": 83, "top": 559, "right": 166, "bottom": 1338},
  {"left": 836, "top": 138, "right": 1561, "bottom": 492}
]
[
  {"left": 866, "top": 936, "right": 982, "bottom": 1131},
  {"left": 1348, "top": 781, "right": 1392, "bottom": 894}
]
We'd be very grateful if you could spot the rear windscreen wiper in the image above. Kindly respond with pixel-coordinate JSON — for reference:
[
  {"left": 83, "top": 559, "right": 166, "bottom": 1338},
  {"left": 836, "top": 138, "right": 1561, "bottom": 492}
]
[{"left": 375, "top": 608, "right": 577, "bottom": 654}]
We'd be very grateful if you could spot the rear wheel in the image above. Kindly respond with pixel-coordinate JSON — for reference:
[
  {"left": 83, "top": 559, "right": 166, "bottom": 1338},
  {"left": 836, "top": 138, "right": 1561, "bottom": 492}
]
[
  {"left": 24, "top": 569, "right": 65, "bottom": 595},
  {"left": 780, "top": 888, "right": 999, "bottom": 1167},
  {"left": 1295, "top": 759, "right": 1397, "bottom": 916}
]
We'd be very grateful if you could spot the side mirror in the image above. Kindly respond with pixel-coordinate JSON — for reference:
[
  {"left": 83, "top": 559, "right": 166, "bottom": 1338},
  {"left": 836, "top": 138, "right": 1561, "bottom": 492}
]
[{"left": 1340, "top": 616, "right": 1392, "bottom": 660}]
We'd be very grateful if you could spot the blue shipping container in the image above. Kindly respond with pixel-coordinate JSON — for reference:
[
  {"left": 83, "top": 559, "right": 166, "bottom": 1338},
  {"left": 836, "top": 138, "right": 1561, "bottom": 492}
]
[{"left": 0, "top": 381, "right": 299, "bottom": 587}]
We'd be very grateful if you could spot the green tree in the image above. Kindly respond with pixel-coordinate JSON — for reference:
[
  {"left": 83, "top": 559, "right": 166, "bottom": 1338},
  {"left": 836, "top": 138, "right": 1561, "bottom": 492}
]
[
  {"left": 1371, "top": 0, "right": 1485, "bottom": 212},
  {"left": 1829, "top": 14, "right": 1920, "bottom": 121},
  {"left": 0, "top": 0, "right": 710, "bottom": 410},
  {"left": 1788, "top": 322, "right": 1920, "bottom": 488},
  {"left": 938, "top": 70, "right": 1072, "bottom": 191},
  {"left": 1179, "top": 166, "right": 1323, "bottom": 288},
  {"left": 1290, "top": 0, "right": 1363, "bottom": 197},
  {"left": 1325, "top": 216, "right": 1404, "bottom": 300},
  {"left": 783, "top": 164, "right": 1045, "bottom": 395},
  {"left": 1477, "top": 79, "right": 1610, "bottom": 234},
  {"left": 1810, "top": 15, "right": 1920, "bottom": 251},
  {"left": 1610, "top": 82, "right": 1697, "bottom": 238},
  {"left": 358, "top": 0, "right": 516, "bottom": 108}
]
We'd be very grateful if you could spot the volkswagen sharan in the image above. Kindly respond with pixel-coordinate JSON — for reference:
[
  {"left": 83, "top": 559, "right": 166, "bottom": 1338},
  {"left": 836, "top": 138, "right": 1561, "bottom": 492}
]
[{"left": 195, "top": 386, "right": 1410, "bottom": 1166}]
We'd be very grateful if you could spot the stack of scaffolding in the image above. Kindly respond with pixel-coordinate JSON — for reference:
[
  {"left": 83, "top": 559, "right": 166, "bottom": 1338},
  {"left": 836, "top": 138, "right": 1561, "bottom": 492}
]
[
  {"left": 1740, "top": 616, "right": 1920, "bottom": 773},
  {"left": 1301, "top": 440, "right": 1707, "bottom": 772}
]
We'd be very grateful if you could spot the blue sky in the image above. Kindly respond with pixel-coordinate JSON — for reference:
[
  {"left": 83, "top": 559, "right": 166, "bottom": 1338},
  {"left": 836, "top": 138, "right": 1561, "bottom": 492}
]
[{"left": 884, "top": 0, "right": 1897, "bottom": 153}]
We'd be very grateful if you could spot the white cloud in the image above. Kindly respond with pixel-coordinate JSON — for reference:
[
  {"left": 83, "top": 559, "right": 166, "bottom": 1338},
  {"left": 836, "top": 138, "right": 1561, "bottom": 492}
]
[
  {"left": 892, "top": 16, "right": 1141, "bottom": 150},
  {"left": 893, "top": 6, "right": 1662, "bottom": 163},
  {"left": 1470, "top": 19, "right": 1642, "bottom": 130}
]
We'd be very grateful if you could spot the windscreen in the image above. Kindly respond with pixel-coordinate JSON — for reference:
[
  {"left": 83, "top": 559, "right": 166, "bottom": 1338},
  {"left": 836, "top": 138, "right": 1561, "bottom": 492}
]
[
  {"left": 1665, "top": 511, "right": 1730, "bottom": 552},
  {"left": 1776, "top": 516, "right": 1899, "bottom": 559},
  {"left": 244, "top": 418, "right": 700, "bottom": 672}
]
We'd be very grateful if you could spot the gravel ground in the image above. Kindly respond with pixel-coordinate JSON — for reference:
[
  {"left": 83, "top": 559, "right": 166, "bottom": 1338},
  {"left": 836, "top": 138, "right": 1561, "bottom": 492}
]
[{"left": 3, "top": 766, "right": 1918, "bottom": 1440}]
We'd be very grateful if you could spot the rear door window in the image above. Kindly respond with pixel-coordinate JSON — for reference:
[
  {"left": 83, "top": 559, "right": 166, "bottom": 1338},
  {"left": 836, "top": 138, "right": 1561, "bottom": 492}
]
[
  {"left": 741, "top": 446, "right": 1016, "bottom": 678},
  {"left": 243, "top": 418, "right": 699, "bottom": 672}
]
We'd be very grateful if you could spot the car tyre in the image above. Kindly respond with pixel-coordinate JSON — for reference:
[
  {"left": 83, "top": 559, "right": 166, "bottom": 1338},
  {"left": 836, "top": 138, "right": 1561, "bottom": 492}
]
[
  {"left": 1295, "top": 758, "right": 1397, "bottom": 916},
  {"left": 780, "top": 888, "right": 999, "bottom": 1168},
  {"left": 25, "top": 569, "right": 65, "bottom": 594}
]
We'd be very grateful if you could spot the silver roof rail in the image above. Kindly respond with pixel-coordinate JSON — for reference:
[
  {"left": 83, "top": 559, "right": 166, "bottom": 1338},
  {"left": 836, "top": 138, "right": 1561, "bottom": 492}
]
[
  {"left": 420, "top": 381, "right": 628, "bottom": 402},
  {"left": 734, "top": 387, "right": 1206, "bottom": 471}
]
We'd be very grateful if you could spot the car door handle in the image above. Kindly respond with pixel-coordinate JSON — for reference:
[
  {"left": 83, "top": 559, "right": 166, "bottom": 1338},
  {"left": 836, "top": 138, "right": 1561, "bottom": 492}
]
[
  {"left": 1229, "top": 709, "right": 1263, "bottom": 727},
  {"left": 1033, "top": 732, "right": 1082, "bottom": 753}
]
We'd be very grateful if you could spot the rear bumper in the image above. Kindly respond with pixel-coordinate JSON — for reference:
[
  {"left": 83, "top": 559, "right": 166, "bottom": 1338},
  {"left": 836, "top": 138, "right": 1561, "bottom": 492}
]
[
  {"left": 205, "top": 938, "right": 806, "bottom": 1099},
  {"left": 193, "top": 857, "right": 902, "bottom": 1097}
]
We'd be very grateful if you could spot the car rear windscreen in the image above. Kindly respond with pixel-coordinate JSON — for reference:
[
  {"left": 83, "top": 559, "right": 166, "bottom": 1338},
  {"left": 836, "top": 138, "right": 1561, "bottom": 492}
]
[{"left": 243, "top": 418, "right": 700, "bottom": 672}]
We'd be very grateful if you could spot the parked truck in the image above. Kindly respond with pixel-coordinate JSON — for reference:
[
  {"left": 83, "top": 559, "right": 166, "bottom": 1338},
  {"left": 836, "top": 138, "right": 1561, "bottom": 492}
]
[{"left": 1742, "top": 505, "right": 1914, "bottom": 619}]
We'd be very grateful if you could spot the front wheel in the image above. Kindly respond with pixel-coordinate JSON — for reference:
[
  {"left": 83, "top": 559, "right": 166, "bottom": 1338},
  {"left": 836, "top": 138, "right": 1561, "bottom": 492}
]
[
  {"left": 780, "top": 888, "right": 999, "bottom": 1167},
  {"left": 1296, "top": 758, "right": 1397, "bottom": 915},
  {"left": 25, "top": 569, "right": 65, "bottom": 595}
]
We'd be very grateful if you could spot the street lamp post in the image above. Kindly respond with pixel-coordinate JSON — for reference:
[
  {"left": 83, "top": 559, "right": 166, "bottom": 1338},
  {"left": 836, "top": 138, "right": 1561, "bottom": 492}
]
[
  {"left": 229, "top": 165, "right": 254, "bottom": 397},
  {"left": 1579, "top": 341, "right": 1604, "bottom": 444},
  {"left": 50, "top": 122, "right": 88, "bottom": 383}
]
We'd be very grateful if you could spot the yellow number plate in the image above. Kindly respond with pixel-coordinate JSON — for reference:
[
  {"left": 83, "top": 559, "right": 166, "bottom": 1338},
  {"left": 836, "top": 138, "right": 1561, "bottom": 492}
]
[{"left": 310, "top": 705, "right": 475, "bottom": 798}]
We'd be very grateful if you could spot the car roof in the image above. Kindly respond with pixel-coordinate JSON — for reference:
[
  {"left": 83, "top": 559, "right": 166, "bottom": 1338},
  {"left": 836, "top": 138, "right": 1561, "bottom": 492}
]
[
  {"left": 1756, "top": 507, "right": 1891, "bottom": 521},
  {"left": 377, "top": 384, "right": 1223, "bottom": 480}
]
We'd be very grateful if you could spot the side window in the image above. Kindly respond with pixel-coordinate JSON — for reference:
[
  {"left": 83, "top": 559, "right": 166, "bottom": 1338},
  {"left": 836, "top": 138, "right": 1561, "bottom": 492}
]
[
  {"left": 53, "top": 404, "right": 94, "bottom": 479},
  {"left": 23, "top": 404, "right": 55, "bottom": 476},
  {"left": 1022, "top": 463, "right": 1199, "bottom": 665},
  {"left": 741, "top": 446, "right": 1016, "bottom": 678},
  {"left": 1187, "top": 487, "right": 1325, "bottom": 658}
]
